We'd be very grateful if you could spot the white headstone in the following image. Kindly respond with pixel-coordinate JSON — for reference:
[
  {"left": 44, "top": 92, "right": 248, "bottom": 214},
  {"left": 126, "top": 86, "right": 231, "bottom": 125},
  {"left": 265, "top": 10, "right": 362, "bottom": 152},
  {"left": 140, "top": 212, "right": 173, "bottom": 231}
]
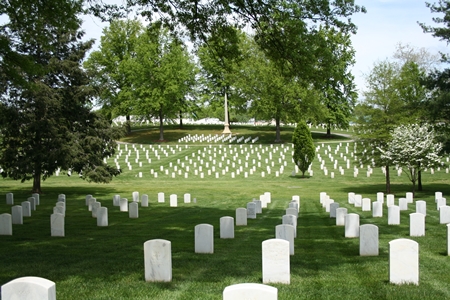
[
  {"left": 223, "top": 283, "right": 277, "bottom": 300},
  {"left": 6, "top": 193, "right": 13, "bottom": 205},
  {"left": 265, "top": 192, "right": 272, "bottom": 203},
  {"left": 372, "top": 201, "right": 383, "bottom": 217},
  {"left": 345, "top": 213, "right": 360, "bottom": 238},
  {"left": 158, "top": 192, "right": 165, "bottom": 203},
  {"left": 282, "top": 214, "right": 297, "bottom": 238},
  {"left": 0, "top": 213, "right": 12, "bottom": 235},
  {"left": 386, "top": 194, "right": 395, "bottom": 207},
  {"left": 91, "top": 201, "right": 101, "bottom": 218},
  {"left": 235, "top": 208, "right": 247, "bottom": 226},
  {"left": 247, "top": 202, "right": 256, "bottom": 219},
  {"left": 11, "top": 205, "right": 23, "bottom": 225},
  {"left": 144, "top": 239, "right": 172, "bottom": 282},
  {"left": 22, "top": 201, "right": 31, "bottom": 217},
  {"left": 410, "top": 213, "right": 425, "bottom": 237},
  {"left": 359, "top": 224, "right": 379, "bottom": 256},
  {"left": 354, "top": 194, "right": 362, "bottom": 207},
  {"left": 389, "top": 238, "right": 419, "bottom": 285},
  {"left": 286, "top": 208, "right": 298, "bottom": 218},
  {"left": 362, "top": 198, "right": 371, "bottom": 211},
  {"left": 336, "top": 208, "right": 348, "bottom": 226},
  {"left": 195, "top": 224, "right": 214, "bottom": 254},
  {"left": 416, "top": 200, "right": 426, "bottom": 216},
  {"left": 129, "top": 202, "right": 139, "bottom": 218},
  {"left": 141, "top": 194, "right": 149, "bottom": 207},
  {"left": 50, "top": 213, "right": 64, "bottom": 237},
  {"left": 377, "top": 192, "right": 384, "bottom": 203},
  {"left": 330, "top": 203, "right": 339, "bottom": 218},
  {"left": 132, "top": 191, "right": 139, "bottom": 202},
  {"left": 253, "top": 200, "right": 262, "bottom": 213},
  {"left": 32, "top": 193, "right": 40, "bottom": 205},
  {"left": 86, "top": 194, "right": 93, "bottom": 206},
  {"left": 447, "top": 224, "right": 450, "bottom": 256},
  {"left": 440, "top": 206, "right": 450, "bottom": 224},
  {"left": 406, "top": 192, "right": 413, "bottom": 203},
  {"left": 97, "top": 207, "right": 108, "bottom": 227},
  {"left": 1, "top": 276, "right": 56, "bottom": 300},
  {"left": 170, "top": 194, "right": 178, "bottom": 207},
  {"left": 119, "top": 198, "right": 128, "bottom": 212},
  {"left": 113, "top": 194, "right": 120, "bottom": 206},
  {"left": 275, "top": 224, "right": 295, "bottom": 255},
  {"left": 399, "top": 198, "right": 408, "bottom": 211},
  {"left": 388, "top": 205, "right": 400, "bottom": 225},
  {"left": 220, "top": 216, "right": 234, "bottom": 239},
  {"left": 262, "top": 239, "right": 290, "bottom": 284},
  {"left": 437, "top": 197, "right": 446, "bottom": 210},
  {"left": 348, "top": 192, "right": 355, "bottom": 204},
  {"left": 184, "top": 193, "right": 191, "bottom": 203},
  {"left": 28, "top": 197, "right": 36, "bottom": 211}
]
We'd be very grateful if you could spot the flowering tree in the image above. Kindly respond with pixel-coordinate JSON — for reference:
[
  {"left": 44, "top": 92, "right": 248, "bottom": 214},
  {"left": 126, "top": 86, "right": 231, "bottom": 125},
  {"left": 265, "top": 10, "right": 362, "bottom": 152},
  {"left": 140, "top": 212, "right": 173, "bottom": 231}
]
[{"left": 379, "top": 124, "right": 444, "bottom": 194}]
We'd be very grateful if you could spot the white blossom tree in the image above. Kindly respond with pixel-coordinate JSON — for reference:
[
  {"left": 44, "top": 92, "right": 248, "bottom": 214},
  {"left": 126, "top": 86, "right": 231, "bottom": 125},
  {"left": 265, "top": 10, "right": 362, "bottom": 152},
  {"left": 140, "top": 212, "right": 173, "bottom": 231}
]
[{"left": 379, "top": 124, "right": 444, "bottom": 194}]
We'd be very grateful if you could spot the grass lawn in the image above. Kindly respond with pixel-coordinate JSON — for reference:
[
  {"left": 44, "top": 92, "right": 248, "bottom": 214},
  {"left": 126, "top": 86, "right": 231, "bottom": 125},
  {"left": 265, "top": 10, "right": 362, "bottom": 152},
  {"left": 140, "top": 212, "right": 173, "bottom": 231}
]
[{"left": 1, "top": 125, "right": 450, "bottom": 299}]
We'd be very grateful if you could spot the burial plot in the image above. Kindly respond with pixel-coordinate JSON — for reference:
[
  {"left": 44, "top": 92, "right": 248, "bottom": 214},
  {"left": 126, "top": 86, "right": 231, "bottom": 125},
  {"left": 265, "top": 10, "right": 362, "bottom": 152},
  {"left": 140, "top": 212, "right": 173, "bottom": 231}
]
[
  {"left": 345, "top": 213, "right": 360, "bottom": 238},
  {"left": 223, "top": 283, "right": 277, "bottom": 300},
  {"left": 50, "top": 213, "right": 64, "bottom": 237},
  {"left": 144, "top": 239, "right": 172, "bottom": 282},
  {"left": 262, "top": 239, "right": 290, "bottom": 284},
  {"left": 389, "top": 238, "right": 419, "bottom": 285},
  {"left": 282, "top": 214, "right": 297, "bottom": 238},
  {"left": 275, "top": 224, "right": 295, "bottom": 255},
  {"left": 22, "top": 201, "right": 31, "bottom": 217},
  {"left": 141, "top": 194, "right": 149, "bottom": 207},
  {"left": 1, "top": 276, "right": 56, "bottom": 300},
  {"left": 416, "top": 201, "right": 426, "bottom": 215},
  {"left": 129, "top": 202, "right": 139, "bottom": 218},
  {"left": 0, "top": 213, "right": 12, "bottom": 235},
  {"left": 195, "top": 224, "right": 214, "bottom": 254},
  {"left": 6, "top": 193, "right": 13, "bottom": 205},
  {"left": 170, "top": 194, "right": 178, "bottom": 207},
  {"left": 220, "top": 217, "right": 234, "bottom": 239},
  {"left": 11, "top": 206, "right": 23, "bottom": 225},
  {"left": 410, "top": 213, "right": 425, "bottom": 237},
  {"left": 440, "top": 206, "right": 450, "bottom": 224},
  {"left": 388, "top": 206, "right": 400, "bottom": 225},
  {"left": 359, "top": 224, "right": 379, "bottom": 256},
  {"left": 336, "top": 208, "right": 348, "bottom": 226},
  {"left": 247, "top": 203, "right": 256, "bottom": 219},
  {"left": 97, "top": 207, "right": 108, "bottom": 227},
  {"left": 372, "top": 202, "right": 382, "bottom": 217},
  {"left": 236, "top": 208, "right": 247, "bottom": 226}
]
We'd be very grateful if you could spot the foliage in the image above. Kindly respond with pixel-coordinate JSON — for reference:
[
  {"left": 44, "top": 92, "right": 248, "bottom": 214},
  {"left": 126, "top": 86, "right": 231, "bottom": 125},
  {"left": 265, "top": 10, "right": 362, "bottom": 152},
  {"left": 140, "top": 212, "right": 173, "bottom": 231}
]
[
  {"left": 292, "top": 122, "right": 315, "bottom": 177},
  {"left": 0, "top": 0, "right": 122, "bottom": 193},
  {"left": 379, "top": 124, "right": 444, "bottom": 193}
]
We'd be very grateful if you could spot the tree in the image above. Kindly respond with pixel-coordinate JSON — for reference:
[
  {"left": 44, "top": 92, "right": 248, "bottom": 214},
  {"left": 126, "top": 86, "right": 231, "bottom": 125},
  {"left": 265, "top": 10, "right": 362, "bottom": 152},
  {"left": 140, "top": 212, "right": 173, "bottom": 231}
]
[
  {"left": 0, "top": 0, "right": 122, "bottom": 193},
  {"left": 84, "top": 19, "right": 143, "bottom": 134},
  {"left": 379, "top": 124, "right": 444, "bottom": 194},
  {"left": 292, "top": 122, "right": 315, "bottom": 177}
]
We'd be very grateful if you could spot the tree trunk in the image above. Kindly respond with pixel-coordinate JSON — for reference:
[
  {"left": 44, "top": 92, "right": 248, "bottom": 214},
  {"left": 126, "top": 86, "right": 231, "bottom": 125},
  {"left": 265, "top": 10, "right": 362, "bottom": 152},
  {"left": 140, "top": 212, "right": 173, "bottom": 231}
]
[
  {"left": 125, "top": 115, "right": 131, "bottom": 135},
  {"left": 326, "top": 123, "right": 331, "bottom": 137},
  {"left": 412, "top": 180, "right": 416, "bottom": 195},
  {"left": 32, "top": 172, "right": 41, "bottom": 194},
  {"left": 418, "top": 169, "right": 422, "bottom": 192},
  {"left": 274, "top": 117, "right": 282, "bottom": 143},
  {"left": 385, "top": 164, "right": 391, "bottom": 194},
  {"left": 159, "top": 108, "right": 164, "bottom": 141},
  {"left": 179, "top": 110, "right": 183, "bottom": 129}
]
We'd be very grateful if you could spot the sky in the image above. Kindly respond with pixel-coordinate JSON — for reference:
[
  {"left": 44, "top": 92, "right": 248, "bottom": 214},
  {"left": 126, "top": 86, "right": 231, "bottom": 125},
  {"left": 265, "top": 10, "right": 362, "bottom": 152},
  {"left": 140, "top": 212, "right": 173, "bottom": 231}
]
[{"left": 81, "top": 0, "right": 450, "bottom": 94}]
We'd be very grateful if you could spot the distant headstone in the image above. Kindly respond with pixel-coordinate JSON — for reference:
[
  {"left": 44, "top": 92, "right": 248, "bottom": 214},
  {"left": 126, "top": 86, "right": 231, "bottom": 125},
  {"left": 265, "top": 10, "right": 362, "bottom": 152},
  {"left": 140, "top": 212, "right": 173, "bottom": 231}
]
[
  {"left": 97, "top": 207, "right": 108, "bottom": 227},
  {"left": 275, "top": 224, "right": 295, "bottom": 255},
  {"left": 262, "top": 239, "right": 290, "bottom": 284},
  {"left": 88, "top": 197, "right": 96, "bottom": 211},
  {"left": 170, "top": 194, "right": 178, "bottom": 207},
  {"left": 360, "top": 224, "right": 379, "bottom": 256},
  {"left": 235, "top": 208, "right": 247, "bottom": 226},
  {"left": 253, "top": 200, "right": 262, "bottom": 214},
  {"left": 129, "top": 202, "right": 139, "bottom": 218},
  {"left": 195, "top": 224, "right": 214, "bottom": 254},
  {"left": 144, "top": 239, "right": 172, "bottom": 282},
  {"left": 86, "top": 194, "right": 93, "bottom": 206},
  {"left": 141, "top": 194, "right": 149, "bottom": 207},
  {"left": 1, "top": 276, "right": 56, "bottom": 300},
  {"left": 6, "top": 193, "right": 13, "bottom": 205},
  {"left": 377, "top": 192, "right": 384, "bottom": 203},
  {"left": 50, "top": 213, "right": 64, "bottom": 237},
  {"left": 113, "top": 194, "right": 120, "bottom": 206},
  {"left": 184, "top": 193, "right": 191, "bottom": 203},
  {"left": 22, "top": 201, "right": 31, "bottom": 217},
  {"left": 410, "top": 213, "right": 425, "bottom": 237},
  {"left": 132, "top": 191, "right": 139, "bottom": 202},
  {"left": 440, "top": 206, "right": 450, "bottom": 224},
  {"left": 416, "top": 200, "right": 426, "bottom": 216},
  {"left": 0, "top": 213, "right": 12, "bottom": 235},
  {"left": 265, "top": 192, "right": 272, "bottom": 203},
  {"left": 91, "top": 201, "right": 101, "bottom": 218},
  {"left": 220, "top": 216, "right": 234, "bottom": 239},
  {"left": 223, "top": 283, "right": 277, "bottom": 300},
  {"left": 336, "top": 208, "right": 348, "bottom": 226},
  {"left": 11, "top": 206, "right": 23, "bottom": 225},
  {"left": 388, "top": 205, "right": 400, "bottom": 225},
  {"left": 389, "top": 238, "right": 419, "bottom": 285},
  {"left": 158, "top": 192, "right": 165, "bottom": 203},
  {"left": 345, "top": 213, "right": 360, "bottom": 238},
  {"left": 32, "top": 193, "right": 40, "bottom": 205},
  {"left": 57, "top": 194, "right": 65, "bottom": 203},
  {"left": 247, "top": 202, "right": 256, "bottom": 219},
  {"left": 28, "top": 197, "right": 36, "bottom": 211},
  {"left": 372, "top": 201, "right": 382, "bottom": 217},
  {"left": 119, "top": 198, "right": 128, "bottom": 212}
]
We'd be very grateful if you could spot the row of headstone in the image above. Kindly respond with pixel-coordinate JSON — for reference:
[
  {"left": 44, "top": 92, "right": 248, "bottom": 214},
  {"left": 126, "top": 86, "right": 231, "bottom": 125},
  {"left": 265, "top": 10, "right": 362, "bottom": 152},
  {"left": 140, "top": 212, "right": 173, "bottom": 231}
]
[{"left": 5, "top": 193, "right": 40, "bottom": 206}]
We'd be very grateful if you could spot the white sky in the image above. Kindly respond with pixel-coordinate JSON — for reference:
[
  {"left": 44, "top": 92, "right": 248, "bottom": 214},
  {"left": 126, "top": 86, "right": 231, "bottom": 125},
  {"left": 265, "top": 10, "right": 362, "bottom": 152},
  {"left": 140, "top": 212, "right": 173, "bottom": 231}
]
[{"left": 81, "top": 0, "right": 449, "bottom": 95}]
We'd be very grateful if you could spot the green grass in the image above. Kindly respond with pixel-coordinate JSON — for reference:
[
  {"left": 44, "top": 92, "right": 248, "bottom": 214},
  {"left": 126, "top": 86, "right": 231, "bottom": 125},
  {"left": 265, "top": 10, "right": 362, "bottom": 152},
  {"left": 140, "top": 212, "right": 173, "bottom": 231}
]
[{"left": 1, "top": 125, "right": 450, "bottom": 299}]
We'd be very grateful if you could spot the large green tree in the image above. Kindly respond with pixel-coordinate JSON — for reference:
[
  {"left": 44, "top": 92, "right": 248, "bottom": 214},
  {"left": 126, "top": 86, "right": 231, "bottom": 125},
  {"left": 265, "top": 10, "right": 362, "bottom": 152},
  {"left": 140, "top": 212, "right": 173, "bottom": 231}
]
[
  {"left": 84, "top": 19, "right": 143, "bottom": 134},
  {"left": 0, "top": 0, "right": 122, "bottom": 193}
]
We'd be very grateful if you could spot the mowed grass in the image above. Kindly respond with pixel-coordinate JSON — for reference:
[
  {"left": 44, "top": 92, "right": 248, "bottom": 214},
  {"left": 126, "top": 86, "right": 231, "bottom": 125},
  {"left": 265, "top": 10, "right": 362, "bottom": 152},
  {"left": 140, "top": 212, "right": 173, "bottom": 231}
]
[{"left": 0, "top": 126, "right": 450, "bottom": 299}]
